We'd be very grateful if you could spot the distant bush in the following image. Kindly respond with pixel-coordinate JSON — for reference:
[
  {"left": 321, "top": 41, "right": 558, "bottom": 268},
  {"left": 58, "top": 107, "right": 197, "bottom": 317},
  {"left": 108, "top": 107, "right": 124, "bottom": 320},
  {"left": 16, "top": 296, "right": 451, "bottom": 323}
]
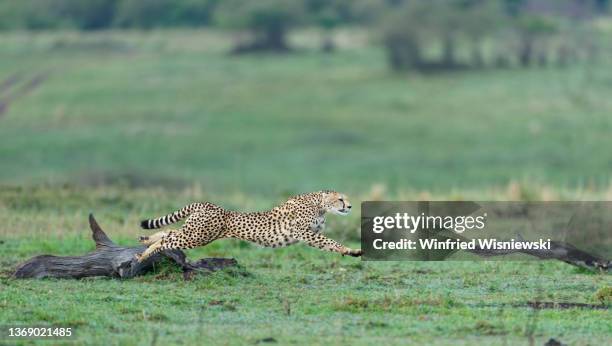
[
  {"left": 380, "top": 0, "right": 605, "bottom": 72},
  {"left": 215, "top": 0, "right": 369, "bottom": 54},
  {"left": 216, "top": 0, "right": 305, "bottom": 53},
  {"left": 382, "top": 0, "right": 504, "bottom": 72}
]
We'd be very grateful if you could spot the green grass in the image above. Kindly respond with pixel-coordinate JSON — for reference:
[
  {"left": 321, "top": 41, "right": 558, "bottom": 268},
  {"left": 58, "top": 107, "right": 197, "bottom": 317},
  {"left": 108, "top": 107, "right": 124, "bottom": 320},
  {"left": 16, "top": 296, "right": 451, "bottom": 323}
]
[
  {"left": 1, "top": 187, "right": 611, "bottom": 345},
  {"left": 1, "top": 30, "right": 612, "bottom": 195}
]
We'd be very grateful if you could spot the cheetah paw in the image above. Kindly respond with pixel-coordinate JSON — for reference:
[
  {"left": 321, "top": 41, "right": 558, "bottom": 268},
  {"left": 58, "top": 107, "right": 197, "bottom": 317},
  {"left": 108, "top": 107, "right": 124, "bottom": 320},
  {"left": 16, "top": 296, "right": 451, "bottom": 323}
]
[
  {"left": 138, "top": 236, "right": 149, "bottom": 244},
  {"left": 342, "top": 249, "right": 363, "bottom": 257}
]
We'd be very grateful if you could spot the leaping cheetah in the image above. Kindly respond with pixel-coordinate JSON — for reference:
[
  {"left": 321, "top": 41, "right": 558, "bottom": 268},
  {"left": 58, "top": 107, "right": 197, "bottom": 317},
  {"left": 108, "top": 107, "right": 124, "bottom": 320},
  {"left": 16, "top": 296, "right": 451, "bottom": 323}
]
[{"left": 135, "top": 190, "right": 362, "bottom": 262}]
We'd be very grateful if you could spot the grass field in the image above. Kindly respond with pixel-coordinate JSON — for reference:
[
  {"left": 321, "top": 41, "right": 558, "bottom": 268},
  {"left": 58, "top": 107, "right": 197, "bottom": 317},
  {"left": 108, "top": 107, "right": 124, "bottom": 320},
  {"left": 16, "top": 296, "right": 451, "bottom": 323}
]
[
  {"left": 1, "top": 30, "right": 612, "bottom": 194},
  {"left": 1, "top": 187, "right": 610, "bottom": 345},
  {"left": 0, "top": 29, "right": 611, "bottom": 345}
]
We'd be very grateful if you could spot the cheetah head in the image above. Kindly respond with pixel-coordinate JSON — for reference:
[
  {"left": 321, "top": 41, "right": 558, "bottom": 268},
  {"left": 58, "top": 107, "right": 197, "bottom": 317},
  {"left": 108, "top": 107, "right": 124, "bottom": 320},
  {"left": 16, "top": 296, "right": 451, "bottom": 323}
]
[{"left": 321, "top": 191, "right": 352, "bottom": 216}]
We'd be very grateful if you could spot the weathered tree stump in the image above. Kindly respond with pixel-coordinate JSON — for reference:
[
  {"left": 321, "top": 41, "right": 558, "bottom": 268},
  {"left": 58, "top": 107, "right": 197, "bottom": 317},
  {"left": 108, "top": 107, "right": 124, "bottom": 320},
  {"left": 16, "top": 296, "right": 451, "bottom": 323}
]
[{"left": 13, "top": 214, "right": 238, "bottom": 280}]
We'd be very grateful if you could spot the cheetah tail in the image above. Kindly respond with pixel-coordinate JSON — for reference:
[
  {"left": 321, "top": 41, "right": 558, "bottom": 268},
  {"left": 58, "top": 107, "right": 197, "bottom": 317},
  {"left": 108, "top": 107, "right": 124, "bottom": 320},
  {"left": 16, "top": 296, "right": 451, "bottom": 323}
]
[{"left": 140, "top": 202, "right": 204, "bottom": 229}]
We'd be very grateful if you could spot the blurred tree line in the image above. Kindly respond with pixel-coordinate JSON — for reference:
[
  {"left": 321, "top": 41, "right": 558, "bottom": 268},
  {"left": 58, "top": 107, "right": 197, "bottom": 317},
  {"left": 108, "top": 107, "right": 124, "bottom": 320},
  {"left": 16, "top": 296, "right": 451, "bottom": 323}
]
[
  {"left": 0, "top": 0, "right": 608, "bottom": 69},
  {"left": 0, "top": 0, "right": 218, "bottom": 30},
  {"left": 381, "top": 0, "right": 609, "bottom": 71}
]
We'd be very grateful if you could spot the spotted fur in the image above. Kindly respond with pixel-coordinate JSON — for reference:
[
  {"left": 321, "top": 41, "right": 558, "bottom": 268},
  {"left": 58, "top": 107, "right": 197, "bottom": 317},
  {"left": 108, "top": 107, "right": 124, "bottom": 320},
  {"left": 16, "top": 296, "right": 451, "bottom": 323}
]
[{"left": 135, "top": 190, "right": 362, "bottom": 262}]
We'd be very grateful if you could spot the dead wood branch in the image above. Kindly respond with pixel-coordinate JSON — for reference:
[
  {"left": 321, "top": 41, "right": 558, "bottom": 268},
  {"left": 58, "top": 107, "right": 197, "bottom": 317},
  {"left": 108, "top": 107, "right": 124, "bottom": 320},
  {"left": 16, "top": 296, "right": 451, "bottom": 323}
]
[{"left": 13, "top": 214, "right": 238, "bottom": 279}]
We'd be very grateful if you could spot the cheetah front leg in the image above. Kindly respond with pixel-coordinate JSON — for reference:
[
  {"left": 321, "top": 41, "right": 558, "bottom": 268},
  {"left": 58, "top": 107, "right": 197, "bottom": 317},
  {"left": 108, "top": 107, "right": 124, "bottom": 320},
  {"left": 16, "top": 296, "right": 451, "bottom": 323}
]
[{"left": 293, "top": 230, "right": 362, "bottom": 257}]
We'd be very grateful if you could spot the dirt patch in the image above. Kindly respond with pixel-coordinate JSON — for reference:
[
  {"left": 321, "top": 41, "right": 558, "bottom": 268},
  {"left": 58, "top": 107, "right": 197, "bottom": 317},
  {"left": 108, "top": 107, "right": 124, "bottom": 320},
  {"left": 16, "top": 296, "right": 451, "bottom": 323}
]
[
  {"left": 254, "top": 337, "right": 277, "bottom": 344},
  {"left": 525, "top": 301, "right": 608, "bottom": 310},
  {"left": 20, "top": 73, "right": 49, "bottom": 96},
  {"left": 0, "top": 72, "right": 49, "bottom": 117},
  {"left": 0, "top": 73, "right": 22, "bottom": 94},
  {"left": 334, "top": 295, "right": 457, "bottom": 312},
  {"left": 51, "top": 39, "right": 132, "bottom": 53},
  {"left": 595, "top": 286, "right": 612, "bottom": 304},
  {"left": 208, "top": 299, "right": 237, "bottom": 311},
  {"left": 473, "top": 320, "right": 507, "bottom": 335}
]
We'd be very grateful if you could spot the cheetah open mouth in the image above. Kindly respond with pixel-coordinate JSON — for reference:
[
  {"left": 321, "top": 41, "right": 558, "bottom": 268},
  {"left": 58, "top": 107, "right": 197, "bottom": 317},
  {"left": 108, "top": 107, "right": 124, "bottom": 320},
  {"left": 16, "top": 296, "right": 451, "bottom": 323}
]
[{"left": 337, "top": 208, "right": 350, "bottom": 215}]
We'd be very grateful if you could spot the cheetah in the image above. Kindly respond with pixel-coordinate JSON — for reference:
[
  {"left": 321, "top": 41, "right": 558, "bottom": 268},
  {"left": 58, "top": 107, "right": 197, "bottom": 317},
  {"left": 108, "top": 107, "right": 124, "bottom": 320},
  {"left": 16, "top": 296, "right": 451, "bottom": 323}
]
[{"left": 135, "top": 190, "right": 362, "bottom": 262}]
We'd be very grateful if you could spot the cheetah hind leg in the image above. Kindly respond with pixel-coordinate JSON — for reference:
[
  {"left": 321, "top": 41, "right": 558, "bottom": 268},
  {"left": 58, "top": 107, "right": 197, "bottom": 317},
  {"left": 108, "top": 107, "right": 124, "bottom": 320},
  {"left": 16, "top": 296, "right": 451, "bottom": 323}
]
[
  {"left": 135, "top": 238, "right": 163, "bottom": 263},
  {"left": 139, "top": 230, "right": 169, "bottom": 246}
]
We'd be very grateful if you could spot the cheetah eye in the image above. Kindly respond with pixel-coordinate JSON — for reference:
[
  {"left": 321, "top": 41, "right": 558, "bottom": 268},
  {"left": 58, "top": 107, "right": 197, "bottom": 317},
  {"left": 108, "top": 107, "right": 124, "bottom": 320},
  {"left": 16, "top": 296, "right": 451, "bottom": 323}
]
[{"left": 339, "top": 198, "right": 344, "bottom": 202}]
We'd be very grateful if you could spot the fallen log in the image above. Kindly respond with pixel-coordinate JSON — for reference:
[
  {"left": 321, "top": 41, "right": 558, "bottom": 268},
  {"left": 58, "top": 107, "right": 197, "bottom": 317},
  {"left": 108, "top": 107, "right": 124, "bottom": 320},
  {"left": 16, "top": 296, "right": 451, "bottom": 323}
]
[
  {"left": 466, "top": 238, "right": 611, "bottom": 272},
  {"left": 13, "top": 214, "right": 238, "bottom": 279},
  {"left": 435, "top": 231, "right": 610, "bottom": 273}
]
